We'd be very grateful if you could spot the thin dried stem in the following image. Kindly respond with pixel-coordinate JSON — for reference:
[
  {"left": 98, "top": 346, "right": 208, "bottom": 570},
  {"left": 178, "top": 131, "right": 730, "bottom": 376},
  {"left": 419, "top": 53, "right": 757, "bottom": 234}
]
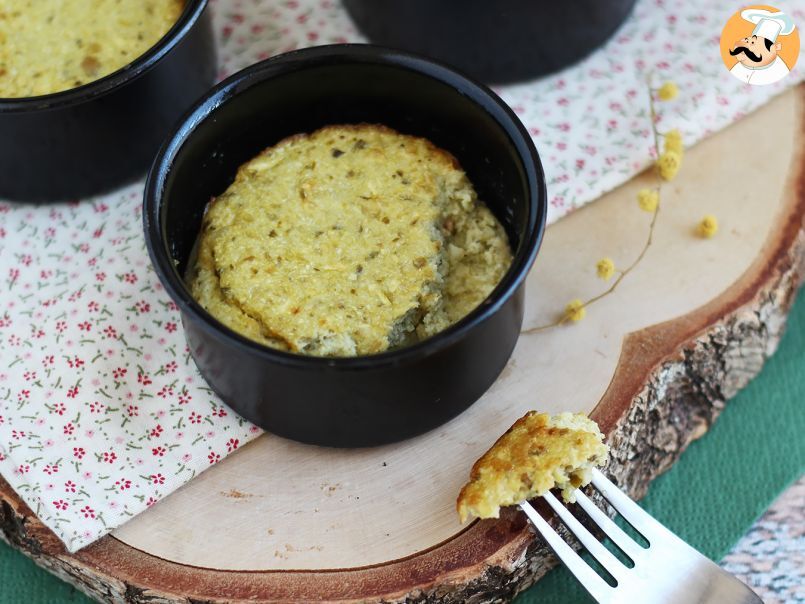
[{"left": 522, "top": 81, "right": 665, "bottom": 335}]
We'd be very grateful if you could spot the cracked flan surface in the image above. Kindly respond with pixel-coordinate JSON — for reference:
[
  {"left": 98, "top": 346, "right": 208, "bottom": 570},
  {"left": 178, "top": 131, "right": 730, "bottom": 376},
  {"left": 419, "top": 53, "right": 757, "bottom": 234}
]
[
  {"left": 0, "top": 0, "right": 184, "bottom": 98},
  {"left": 188, "top": 124, "right": 512, "bottom": 357}
]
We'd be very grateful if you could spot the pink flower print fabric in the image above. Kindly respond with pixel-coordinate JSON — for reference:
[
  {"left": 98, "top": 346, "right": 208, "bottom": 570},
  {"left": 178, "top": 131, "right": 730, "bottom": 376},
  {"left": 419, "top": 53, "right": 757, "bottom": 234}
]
[{"left": 1, "top": 0, "right": 803, "bottom": 552}]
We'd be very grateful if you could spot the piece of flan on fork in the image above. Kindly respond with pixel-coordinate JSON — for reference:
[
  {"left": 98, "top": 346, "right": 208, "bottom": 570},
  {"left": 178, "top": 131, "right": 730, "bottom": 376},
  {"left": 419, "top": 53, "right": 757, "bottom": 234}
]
[{"left": 457, "top": 412, "right": 608, "bottom": 522}]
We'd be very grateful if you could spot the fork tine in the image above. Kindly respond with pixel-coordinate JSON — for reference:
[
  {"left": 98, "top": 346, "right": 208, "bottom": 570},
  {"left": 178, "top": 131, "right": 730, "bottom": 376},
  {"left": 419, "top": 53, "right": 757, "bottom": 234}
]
[
  {"left": 542, "top": 492, "right": 626, "bottom": 579},
  {"left": 591, "top": 468, "right": 660, "bottom": 541},
  {"left": 519, "top": 501, "right": 615, "bottom": 604},
  {"left": 575, "top": 489, "right": 646, "bottom": 561}
]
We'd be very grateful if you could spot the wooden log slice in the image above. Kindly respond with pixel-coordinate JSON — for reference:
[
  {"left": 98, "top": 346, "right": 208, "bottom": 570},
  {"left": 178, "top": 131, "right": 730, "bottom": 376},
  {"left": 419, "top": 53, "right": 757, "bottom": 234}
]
[{"left": 2, "top": 86, "right": 804, "bottom": 603}]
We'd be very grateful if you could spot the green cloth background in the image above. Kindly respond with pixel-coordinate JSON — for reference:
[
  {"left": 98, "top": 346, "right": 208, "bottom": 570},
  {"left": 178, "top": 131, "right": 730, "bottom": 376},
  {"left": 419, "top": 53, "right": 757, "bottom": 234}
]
[{"left": 2, "top": 291, "right": 803, "bottom": 603}]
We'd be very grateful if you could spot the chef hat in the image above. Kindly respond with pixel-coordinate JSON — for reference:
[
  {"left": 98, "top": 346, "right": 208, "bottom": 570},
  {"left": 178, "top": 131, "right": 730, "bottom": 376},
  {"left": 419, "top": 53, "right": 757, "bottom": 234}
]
[{"left": 741, "top": 9, "right": 796, "bottom": 43}]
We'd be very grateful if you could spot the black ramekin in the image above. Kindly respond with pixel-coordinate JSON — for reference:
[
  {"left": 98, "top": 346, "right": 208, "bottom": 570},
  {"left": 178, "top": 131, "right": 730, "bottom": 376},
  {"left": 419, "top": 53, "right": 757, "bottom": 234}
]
[
  {"left": 343, "top": 0, "right": 637, "bottom": 84},
  {"left": 0, "top": 0, "right": 215, "bottom": 202},
  {"left": 144, "top": 44, "right": 546, "bottom": 447}
]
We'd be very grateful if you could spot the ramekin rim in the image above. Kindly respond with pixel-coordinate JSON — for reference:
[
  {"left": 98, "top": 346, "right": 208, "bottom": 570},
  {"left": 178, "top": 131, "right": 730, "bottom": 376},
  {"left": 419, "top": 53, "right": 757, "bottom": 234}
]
[
  {"left": 0, "top": 0, "right": 209, "bottom": 111},
  {"left": 143, "top": 43, "right": 547, "bottom": 371}
]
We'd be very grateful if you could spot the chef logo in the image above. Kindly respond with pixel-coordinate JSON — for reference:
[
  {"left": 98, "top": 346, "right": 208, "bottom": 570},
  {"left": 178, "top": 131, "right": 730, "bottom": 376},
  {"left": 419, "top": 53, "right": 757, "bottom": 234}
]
[{"left": 720, "top": 5, "right": 799, "bottom": 85}]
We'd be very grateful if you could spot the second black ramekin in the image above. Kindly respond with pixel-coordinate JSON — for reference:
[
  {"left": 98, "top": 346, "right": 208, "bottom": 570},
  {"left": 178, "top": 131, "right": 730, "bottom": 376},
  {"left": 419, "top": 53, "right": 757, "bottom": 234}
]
[
  {"left": 144, "top": 45, "right": 546, "bottom": 447},
  {"left": 0, "top": 0, "right": 216, "bottom": 202},
  {"left": 343, "top": 0, "right": 637, "bottom": 83}
]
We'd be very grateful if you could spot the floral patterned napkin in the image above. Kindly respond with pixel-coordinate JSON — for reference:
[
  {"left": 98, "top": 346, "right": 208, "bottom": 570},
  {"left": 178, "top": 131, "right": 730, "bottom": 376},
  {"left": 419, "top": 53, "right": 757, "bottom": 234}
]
[{"left": 1, "top": 0, "right": 803, "bottom": 553}]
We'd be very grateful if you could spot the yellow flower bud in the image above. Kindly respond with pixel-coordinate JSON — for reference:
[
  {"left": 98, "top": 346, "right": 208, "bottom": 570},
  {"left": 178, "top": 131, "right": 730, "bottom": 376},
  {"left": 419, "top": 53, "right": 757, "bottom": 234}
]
[
  {"left": 658, "top": 81, "right": 679, "bottom": 101},
  {"left": 637, "top": 188, "right": 659, "bottom": 212},
  {"left": 664, "top": 129, "right": 684, "bottom": 155},
  {"left": 657, "top": 151, "right": 682, "bottom": 181},
  {"left": 697, "top": 215, "right": 719, "bottom": 238},
  {"left": 564, "top": 299, "right": 586, "bottom": 323},
  {"left": 596, "top": 258, "right": 616, "bottom": 281}
]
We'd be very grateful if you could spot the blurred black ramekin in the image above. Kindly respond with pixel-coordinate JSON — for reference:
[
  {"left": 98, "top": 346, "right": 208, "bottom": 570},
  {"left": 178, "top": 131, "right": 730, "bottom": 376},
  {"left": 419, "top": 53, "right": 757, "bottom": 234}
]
[
  {"left": 343, "top": 0, "right": 637, "bottom": 83},
  {"left": 0, "top": 0, "right": 216, "bottom": 202}
]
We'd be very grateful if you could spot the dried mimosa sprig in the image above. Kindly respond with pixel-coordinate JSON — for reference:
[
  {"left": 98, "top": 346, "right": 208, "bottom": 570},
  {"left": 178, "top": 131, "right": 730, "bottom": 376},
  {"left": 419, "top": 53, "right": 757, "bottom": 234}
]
[{"left": 523, "top": 80, "right": 682, "bottom": 334}]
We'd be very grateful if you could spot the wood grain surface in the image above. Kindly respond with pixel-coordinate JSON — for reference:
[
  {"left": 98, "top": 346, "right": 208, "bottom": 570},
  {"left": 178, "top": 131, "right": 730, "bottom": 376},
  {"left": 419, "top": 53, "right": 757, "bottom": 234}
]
[{"left": 1, "top": 86, "right": 804, "bottom": 603}]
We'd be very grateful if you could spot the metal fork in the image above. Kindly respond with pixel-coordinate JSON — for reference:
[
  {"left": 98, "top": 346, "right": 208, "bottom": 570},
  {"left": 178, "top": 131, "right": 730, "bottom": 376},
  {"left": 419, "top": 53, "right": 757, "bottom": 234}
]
[{"left": 519, "top": 469, "right": 763, "bottom": 604}]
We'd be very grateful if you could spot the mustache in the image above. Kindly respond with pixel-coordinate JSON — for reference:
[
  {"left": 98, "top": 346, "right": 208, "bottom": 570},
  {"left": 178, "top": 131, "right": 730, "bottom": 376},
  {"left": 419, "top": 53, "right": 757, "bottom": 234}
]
[{"left": 730, "top": 46, "right": 763, "bottom": 62}]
